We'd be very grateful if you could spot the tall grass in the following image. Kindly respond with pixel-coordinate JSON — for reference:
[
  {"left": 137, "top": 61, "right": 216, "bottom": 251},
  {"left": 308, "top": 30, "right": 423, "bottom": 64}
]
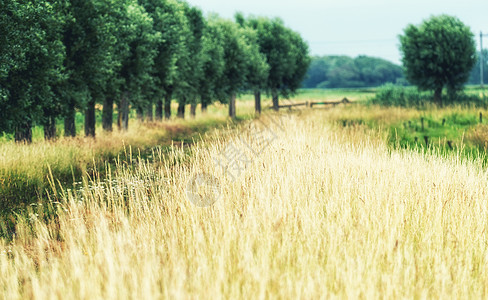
[
  {"left": 1, "top": 110, "right": 487, "bottom": 298},
  {"left": 0, "top": 105, "right": 253, "bottom": 215}
]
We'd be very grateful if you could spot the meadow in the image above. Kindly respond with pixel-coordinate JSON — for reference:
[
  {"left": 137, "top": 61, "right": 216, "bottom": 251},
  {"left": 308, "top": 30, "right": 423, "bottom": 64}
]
[{"left": 1, "top": 89, "right": 488, "bottom": 298}]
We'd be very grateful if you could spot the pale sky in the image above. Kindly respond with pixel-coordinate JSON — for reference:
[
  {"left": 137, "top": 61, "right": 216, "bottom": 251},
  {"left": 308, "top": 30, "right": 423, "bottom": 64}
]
[{"left": 186, "top": 0, "right": 488, "bottom": 65}]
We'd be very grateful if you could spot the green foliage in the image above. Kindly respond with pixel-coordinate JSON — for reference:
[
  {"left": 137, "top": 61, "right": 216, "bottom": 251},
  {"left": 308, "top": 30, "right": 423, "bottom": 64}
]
[
  {"left": 371, "top": 84, "right": 488, "bottom": 108},
  {"left": 1, "top": 0, "right": 311, "bottom": 139},
  {"left": 384, "top": 111, "right": 488, "bottom": 163},
  {"left": 198, "top": 19, "right": 226, "bottom": 107},
  {"left": 140, "top": 0, "right": 187, "bottom": 99},
  {"left": 399, "top": 15, "right": 476, "bottom": 104},
  {"left": 0, "top": 0, "right": 65, "bottom": 140},
  {"left": 238, "top": 25, "right": 270, "bottom": 92},
  {"left": 109, "top": 1, "right": 160, "bottom": 104},
  {"left": 174, "top": 2, "right": 205, "bottom": 105},
  {"left": 303, "top": 55, "right": 405, "bottom": 88},
  {"left": 209, "top": 17, "right": 249, "bottom": 102},
  {"left": 370, "top": 84, "right": 426, "bottom": 107},
  {"left": 245, "top": 16, "right": 311, "bottom": 99}
]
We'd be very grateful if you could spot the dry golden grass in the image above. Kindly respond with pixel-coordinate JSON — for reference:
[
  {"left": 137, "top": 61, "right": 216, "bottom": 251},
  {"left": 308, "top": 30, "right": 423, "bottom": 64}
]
[
  {"left": 0, "top": 98, "right": 254, "bottom": 178},
  {"left": 315, "top": 103, "right": 488, "bottom": 126},
  {"left": 467, "top": 124, "right": 488, "bottom": 149},
  {"left": 0, "top": 111, "right": 241, "bottom": 205},
  {"left": 1, "top": 110, "right": 488, "bottom": 299}
]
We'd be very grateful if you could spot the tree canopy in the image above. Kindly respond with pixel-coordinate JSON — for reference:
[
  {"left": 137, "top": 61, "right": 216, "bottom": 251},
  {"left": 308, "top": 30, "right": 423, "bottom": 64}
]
[
  {"left": 0, "top": 0, "right": 65, "bottom": 141},
  {"left": 239, "top": 15, "right": 310, "bottom": 110},
  {"left": 0, "top": 1, "right": 311, "bottom": 142},
  {"left": 399, "top": 15, "right": 476, "bottom": 105}
]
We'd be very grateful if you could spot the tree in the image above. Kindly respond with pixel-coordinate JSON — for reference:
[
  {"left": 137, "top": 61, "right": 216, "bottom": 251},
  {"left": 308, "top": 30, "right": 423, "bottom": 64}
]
[
  {"left": 139, "top": 0, "right": 187, "bottom": 120},
  {"left": 197, "top": 17, "right": 225, "bottom": 113},
  {"left": 103, "top": 1, "right": 160, "bottom": 131},
  {"left": 58, "top": 0, "right": 123, "bottom": 138},
  {"left": 0, "top": 0, "right": 65, "bottom": 142},
  {"left": 246, "top": 16, "right": 310, "bottom": 110},
  {"left": 235, "top": 13, "right": 269, "bottom": 114},
  {"left": 210, "top": 17, "right": 249, "bottom": 118},
  {"left": 175, "top": 3, "right": 205, "bottom": 119},
  {"left": 399, "top": 15, "right": 476, "bottom": 105}
]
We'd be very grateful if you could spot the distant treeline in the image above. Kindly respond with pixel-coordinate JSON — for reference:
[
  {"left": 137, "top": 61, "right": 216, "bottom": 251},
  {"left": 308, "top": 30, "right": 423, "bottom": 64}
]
[
  {"left": 302, "top": 55, "right": 406, "bottom": 89},
  {"left": 0, "top": 0, "right": 310, "bottom": 143},
  {"left": 303, "top": 50, "right": 488, "bottom": 89}
]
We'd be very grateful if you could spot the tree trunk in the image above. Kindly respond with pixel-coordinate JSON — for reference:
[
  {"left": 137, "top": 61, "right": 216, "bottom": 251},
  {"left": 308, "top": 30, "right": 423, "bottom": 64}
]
[
  {"left": 190, "top": 102, "right": 197, "bottom": 118},
  {"left": 229, "top": 93, "right": 236, "bottom": 118},
  {"left": 447, "top": 87, "right": 457, "bottom": 102},
  {"left": 120, "top": 91, "right": 129, "bottom": 131},
  {"left": 117, "top": 106, "right": 122, "bottom": 130},
  {"left": 177, "top": 99, "right": 185, "bottom": 119},
  {"left": 102, "top": 97, "right": 113, "bottom": 132},
  {"left": 201, "top": 101, "right": 208, "bottom": 113},
  {"left": 434, "top": 87, "right": 443, "bottom": 107},
  {"left": 145, "top": 103, "right": 153, "bottom": 121},
  {"left": 254, "top": 90, "right": 261, "bottom": 115},
  {"left": 64, "top": 102, "right": 76, "bottom": 137},
  {"left": 272, "top": 90, "right": 279, "bottom": 111},
  {"left": 136, "top": 106, "right": 144, "bottom": 122},
  {"left": 155, "top": 100, "right": 163, "bottom": 121},
  {"left": 84, "top": 99, "right": 96, "bottom": 137},
  {"left": 15, "top": 120, "right": 32, "bottom": 143},
  {"left": 44, "top": 116, "right": 57, "bottom": 141},
  {"left": 164, "top": 93, "right": 172, "bottom": 119}
]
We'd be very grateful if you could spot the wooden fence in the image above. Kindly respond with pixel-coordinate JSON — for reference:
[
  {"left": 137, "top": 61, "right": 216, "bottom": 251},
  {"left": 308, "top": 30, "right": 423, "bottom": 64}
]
[{"left": 277, "top": 97, "right": 352, "bottom": 110}]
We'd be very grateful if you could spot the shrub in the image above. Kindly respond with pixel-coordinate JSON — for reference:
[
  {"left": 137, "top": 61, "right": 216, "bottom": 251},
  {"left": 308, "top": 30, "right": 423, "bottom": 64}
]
[
  {"left": 370, "top": 84, "right": 488, "bottom": 108},
  {"left": 369, "top": 84, "right": 426, "bottom": 107}
]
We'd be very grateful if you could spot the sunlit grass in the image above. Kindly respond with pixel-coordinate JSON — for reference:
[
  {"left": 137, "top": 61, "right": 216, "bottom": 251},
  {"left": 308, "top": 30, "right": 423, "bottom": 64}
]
[
  {"left": 1, "top": 110, "right": 487, "bottom": 298},
  {"left": 0, "top": 102, "right": 254, "bottom": 213}
]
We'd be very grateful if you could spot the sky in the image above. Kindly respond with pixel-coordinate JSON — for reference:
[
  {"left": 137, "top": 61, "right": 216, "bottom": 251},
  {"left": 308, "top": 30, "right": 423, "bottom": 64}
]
[{"left": 186, "top": 0, "right": 488, "bottom": 65}]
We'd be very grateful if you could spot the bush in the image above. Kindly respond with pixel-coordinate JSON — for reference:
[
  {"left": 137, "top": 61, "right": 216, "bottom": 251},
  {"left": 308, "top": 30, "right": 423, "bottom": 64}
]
[
  {"left": 370, "top": 84, "right": 488, "bottom": 108},
  {"left": 369, "top": 84, "right": 426, "bottom": 107}
]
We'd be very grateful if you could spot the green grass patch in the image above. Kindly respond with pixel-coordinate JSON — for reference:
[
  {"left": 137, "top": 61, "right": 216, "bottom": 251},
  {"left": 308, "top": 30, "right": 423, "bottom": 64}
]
[{"left": 336, "top": 105, "right": 488, "bottom": 165}]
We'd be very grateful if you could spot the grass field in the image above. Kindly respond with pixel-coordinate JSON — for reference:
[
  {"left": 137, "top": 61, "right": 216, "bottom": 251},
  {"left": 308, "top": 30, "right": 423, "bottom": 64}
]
[{"left": 1, "top": 88, "right": 488, "bottom": 298}]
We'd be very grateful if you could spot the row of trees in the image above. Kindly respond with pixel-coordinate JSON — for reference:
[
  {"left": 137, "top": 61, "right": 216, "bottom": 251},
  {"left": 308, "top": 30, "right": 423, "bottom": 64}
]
[
  {"left": 302, "top": 55, "right": 405, "bottom": 89},
  {"left": 0, "top": 0, "right": 310, "bottom": 142}
]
